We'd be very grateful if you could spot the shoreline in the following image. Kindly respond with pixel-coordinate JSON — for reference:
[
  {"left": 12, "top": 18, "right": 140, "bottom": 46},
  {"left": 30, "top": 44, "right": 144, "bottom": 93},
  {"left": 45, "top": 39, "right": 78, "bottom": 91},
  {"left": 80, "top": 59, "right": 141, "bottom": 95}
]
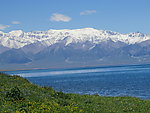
[{"left": 0, "top": 63, "right": 150, "bottom": 72}]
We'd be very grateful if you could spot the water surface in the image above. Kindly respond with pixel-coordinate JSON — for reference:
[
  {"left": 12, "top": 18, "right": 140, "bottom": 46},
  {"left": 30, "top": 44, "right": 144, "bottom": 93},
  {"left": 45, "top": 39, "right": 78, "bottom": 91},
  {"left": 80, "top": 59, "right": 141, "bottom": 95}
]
[{"left": 4, "top": 64, "right": 150, "bottom": 100}]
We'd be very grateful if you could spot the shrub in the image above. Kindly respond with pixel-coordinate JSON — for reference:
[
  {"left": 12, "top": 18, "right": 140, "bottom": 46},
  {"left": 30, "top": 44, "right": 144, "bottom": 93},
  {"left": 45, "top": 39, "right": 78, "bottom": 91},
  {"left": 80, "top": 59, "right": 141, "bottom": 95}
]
[
  {"left": 53, "top": 91, "right": 70, "bottom": 99},
  {"left": 5, "top": 87, "right": 24, "bottom": 101}
]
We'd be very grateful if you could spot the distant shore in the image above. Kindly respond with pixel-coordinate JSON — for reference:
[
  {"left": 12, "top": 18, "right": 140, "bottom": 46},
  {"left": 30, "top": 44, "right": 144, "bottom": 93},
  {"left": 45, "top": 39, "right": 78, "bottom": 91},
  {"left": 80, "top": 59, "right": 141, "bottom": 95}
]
[{"left": 1, "top": 63, "right": 150, "bottom": 72}]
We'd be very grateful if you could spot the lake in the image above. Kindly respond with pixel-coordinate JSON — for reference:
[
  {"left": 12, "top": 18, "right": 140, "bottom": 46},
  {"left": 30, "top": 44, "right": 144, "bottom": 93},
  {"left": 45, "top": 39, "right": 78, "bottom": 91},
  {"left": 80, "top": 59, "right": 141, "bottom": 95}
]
[{"left": 4, "top": 64, "right": 150, "bottom": 100}]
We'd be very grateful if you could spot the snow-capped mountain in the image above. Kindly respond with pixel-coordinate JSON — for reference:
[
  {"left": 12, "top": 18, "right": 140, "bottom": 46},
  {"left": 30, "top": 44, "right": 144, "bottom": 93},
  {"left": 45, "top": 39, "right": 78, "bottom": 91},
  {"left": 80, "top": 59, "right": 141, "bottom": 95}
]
[
  {"left": 0, "top": 28, "right": 150, "bottom": 70},
  {"left": 0, "top": 28, "right": 150, "bottom": 49}
]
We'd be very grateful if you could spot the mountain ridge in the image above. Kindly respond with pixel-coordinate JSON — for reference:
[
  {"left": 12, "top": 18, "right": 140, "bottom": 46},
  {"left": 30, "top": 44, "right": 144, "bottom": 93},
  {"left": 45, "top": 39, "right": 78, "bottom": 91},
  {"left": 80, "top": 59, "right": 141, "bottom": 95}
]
[
  {"left": 0, "top": 28, "right": 150, "bottom": 49},
  {"left": 0, "top": 28, "right": 150, "bottom": 70}
]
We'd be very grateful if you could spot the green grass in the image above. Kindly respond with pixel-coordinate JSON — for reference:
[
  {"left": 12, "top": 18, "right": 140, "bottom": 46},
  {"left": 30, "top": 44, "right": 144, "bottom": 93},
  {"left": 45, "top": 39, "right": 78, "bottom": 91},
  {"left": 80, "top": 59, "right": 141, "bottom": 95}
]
[{"left": 0, "top": 73, "right": 150, "bottom": 113}]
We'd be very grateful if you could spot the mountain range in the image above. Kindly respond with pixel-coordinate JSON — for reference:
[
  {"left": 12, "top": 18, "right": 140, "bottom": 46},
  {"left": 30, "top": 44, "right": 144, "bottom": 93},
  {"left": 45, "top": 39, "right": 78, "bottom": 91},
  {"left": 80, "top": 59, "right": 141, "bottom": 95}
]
[{"left": 0, "top": 28, "right": 150, "bottom": 70}]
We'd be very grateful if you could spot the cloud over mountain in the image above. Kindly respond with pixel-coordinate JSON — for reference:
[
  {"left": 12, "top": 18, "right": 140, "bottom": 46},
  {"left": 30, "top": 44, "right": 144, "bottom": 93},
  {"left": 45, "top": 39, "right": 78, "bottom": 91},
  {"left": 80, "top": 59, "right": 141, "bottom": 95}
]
[
  {"left": 50, "top": 13, "right": 71, "bottom": 22},
  {"left": 80, "top": 10, "right": 96, "bottom": 15},
  {"left": 11, "top": 21, "right": 21, "bottom": 25},
  {"left": 0, "top": 24, "right": 10, "bottom": 30}
]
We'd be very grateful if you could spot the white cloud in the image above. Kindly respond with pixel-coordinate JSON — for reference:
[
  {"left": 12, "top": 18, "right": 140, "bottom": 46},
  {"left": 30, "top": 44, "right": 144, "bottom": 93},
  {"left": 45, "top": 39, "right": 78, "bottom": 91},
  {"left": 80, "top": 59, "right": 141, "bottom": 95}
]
[
  {"left": 50, "top": 13, "right": 71, "bottom": 22},
  {"left": 11, "top": 21, "right": 21, "bottom": 24},
  {"left": 80, "top": 10, "right": 96, "bottom": 15},
  {"left": 0, "top": 24, "right": 10, "bottom": 30}
]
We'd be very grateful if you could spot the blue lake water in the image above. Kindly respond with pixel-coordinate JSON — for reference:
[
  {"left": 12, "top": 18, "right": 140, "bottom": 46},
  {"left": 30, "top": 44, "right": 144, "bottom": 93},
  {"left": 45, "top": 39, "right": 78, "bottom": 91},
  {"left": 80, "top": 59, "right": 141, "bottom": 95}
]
[{"left": 3, "top": 64, "right": 150, "bottom": 100}]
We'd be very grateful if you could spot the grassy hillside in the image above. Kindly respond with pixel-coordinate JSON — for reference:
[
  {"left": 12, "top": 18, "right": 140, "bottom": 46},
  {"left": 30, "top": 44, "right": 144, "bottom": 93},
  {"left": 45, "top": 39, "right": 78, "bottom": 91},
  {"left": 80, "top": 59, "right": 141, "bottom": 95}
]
[{"left": 0, "top": 73, "right": 150, "bottom": 113}]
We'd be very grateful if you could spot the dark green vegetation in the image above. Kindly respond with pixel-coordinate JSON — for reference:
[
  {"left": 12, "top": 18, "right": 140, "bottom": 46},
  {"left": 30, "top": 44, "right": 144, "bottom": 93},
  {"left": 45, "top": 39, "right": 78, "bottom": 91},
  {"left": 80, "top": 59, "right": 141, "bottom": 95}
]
[{"left": 0, "top": 73, "right": 150, "bottom": 113}]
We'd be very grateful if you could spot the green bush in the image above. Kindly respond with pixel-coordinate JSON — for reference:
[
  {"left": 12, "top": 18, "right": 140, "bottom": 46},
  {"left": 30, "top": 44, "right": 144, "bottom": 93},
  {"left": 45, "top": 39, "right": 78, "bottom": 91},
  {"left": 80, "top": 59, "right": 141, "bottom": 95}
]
[
  {"left": 5, "top": 87, "right": 24, "bottom": 101},
  {"left": 54, "top": 91, "right": 71, "bottom": 99}
]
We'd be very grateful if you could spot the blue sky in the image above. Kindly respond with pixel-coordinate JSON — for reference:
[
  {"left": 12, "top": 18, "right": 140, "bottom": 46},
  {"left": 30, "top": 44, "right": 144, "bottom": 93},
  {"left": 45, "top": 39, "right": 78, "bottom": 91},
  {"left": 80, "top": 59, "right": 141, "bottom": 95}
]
[{"left": 0, "top": 0, "right": 150, "bottom": 33}]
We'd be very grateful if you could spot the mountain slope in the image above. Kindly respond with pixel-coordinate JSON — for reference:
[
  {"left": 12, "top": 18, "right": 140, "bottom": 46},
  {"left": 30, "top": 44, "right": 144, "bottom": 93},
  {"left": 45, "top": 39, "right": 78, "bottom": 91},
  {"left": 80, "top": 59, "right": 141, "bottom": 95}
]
[
  {"left": 0, "top": 28, "right": 150, "bottom": 70},
  {"left": 0, "top": 49, "right": 31, "bottom": 64}
]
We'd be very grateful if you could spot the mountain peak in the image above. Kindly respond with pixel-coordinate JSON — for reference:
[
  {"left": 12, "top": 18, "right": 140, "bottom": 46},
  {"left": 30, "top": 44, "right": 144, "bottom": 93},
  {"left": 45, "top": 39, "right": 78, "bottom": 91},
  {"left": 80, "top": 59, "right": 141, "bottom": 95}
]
[
  {"left": 128, "top": 32, "right": 145, "bottom": 37},
  {"left": 9, "top": 30, "right": 23, "bottom": 36},
  {"left": 0, "top": 31, "right": 4, "bottom": 34},
  {"left": 81, "top": 27, "right": 97, "bottom": 30}
]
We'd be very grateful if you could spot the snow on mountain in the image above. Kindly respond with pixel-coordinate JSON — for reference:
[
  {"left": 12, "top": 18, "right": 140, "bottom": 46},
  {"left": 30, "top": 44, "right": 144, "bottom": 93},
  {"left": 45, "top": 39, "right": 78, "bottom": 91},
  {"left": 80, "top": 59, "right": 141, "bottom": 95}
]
[
  {"left": 0, "top": 28, "right": 150, "bottom": 49},
  {"left": 9, "top": 30, "right": 23, "bottom": 36},
  {"left": 0, "top": 28, "right": 150, "bottom": 70}
]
